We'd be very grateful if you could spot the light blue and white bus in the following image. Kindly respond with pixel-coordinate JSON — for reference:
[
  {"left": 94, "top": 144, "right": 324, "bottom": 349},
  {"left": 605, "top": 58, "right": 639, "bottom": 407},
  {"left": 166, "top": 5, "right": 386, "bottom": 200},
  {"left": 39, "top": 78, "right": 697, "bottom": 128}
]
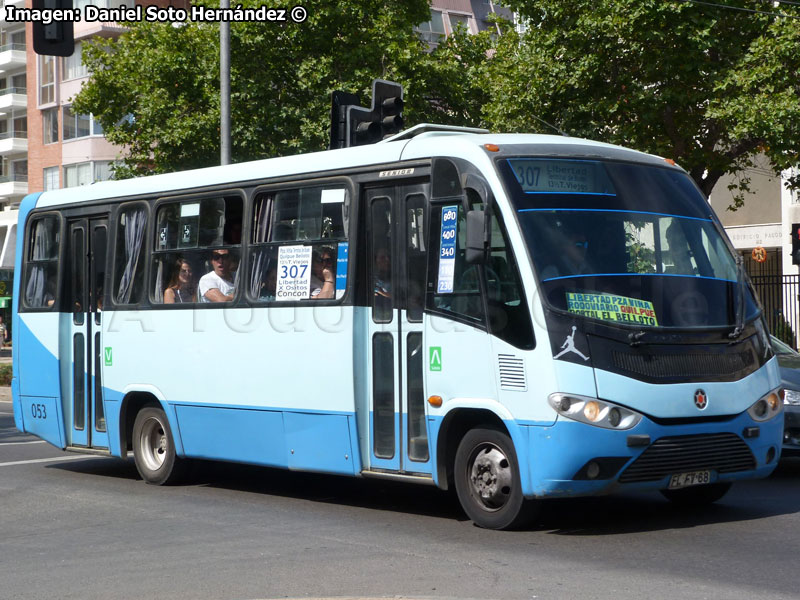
[{"left": 12, "top": 126, "right": 784, "bottom": 529}]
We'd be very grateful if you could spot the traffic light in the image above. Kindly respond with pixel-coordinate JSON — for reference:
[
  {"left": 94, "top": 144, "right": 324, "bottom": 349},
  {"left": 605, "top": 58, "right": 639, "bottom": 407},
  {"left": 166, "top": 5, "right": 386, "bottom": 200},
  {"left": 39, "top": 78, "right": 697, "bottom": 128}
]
[
  {"left": 792, "top": 223, "right": 800, "bottom": 265},
  {"left": 344, "top": 79, "right": 404, "bottom": 148},
  {"left": 32, "top": 0, "right": 75, "bottom": 57},
  {"left": 374, "top": 79, "right": 404, "bottom": 138}
]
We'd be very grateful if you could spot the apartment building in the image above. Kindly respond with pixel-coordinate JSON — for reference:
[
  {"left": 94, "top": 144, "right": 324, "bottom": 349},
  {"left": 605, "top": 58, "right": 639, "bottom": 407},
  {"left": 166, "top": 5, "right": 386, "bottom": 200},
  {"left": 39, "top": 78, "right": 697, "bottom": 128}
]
[
  {"left": 418, "top": 0, "right": 511, "bottom": 43},
  {"left": 0, "top": 0, "right": 28, "bottom": 208}
]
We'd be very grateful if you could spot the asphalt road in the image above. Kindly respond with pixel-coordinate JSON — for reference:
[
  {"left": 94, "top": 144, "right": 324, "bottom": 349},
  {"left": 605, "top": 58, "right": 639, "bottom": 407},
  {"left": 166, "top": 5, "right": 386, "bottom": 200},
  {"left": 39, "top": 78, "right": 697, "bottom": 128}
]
[{"left": 2, "top": 398, "right": 800, "bottom": 600}]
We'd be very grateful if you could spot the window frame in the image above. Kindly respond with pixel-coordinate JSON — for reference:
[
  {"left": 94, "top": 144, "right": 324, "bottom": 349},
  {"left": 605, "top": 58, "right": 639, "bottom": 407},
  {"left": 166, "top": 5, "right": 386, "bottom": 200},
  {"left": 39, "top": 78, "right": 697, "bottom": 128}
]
[
  {"left": 111, "top": 201, "right": 150, "bottom": 308},
  {"left": 20, "top": 211, "right": 63, "bottom": 312},
  {"left": 149, "top": 188, "right": 247, "bottom": 308},
  {"left": 38, "top": 54, "right": 56, "bottom": 106},
  {"left": 43, "top": 166, "right": 59, "bottom": 191},
  {"left": 62, "top": 105, "right": 103, "bottom": 141},
  {"left": 63, "top": 41, "right": 88, "bottom": 81},
  {"left": 425, "top": 198, "right": 488, "bottom": 330},
  {"left": 246, "top": 176, "right": 354, "bottom": 306},
  {"left": 42, "top": 107, "right": 58, "bottom": 145}
]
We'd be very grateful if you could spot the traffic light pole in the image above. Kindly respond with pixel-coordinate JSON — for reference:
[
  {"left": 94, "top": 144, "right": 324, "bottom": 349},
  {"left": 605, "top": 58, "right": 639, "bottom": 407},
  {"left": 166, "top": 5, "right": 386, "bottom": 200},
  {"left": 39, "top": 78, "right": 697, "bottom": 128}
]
[{"left": 220, "top": 0, "right": 231, "bottom": 166}]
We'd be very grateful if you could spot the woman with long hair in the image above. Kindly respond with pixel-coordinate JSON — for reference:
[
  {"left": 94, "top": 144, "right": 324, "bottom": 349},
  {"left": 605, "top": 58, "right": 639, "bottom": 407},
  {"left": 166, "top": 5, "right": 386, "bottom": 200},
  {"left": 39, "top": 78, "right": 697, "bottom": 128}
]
[{"left": 164, "top": 257, "right": 196, "bottom": 303}]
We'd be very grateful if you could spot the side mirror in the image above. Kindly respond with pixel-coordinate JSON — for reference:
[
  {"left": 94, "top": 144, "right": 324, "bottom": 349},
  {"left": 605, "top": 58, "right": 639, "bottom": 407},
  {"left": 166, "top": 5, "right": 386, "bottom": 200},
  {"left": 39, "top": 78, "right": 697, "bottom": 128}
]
[
  {"left": 462, "top": 173, "right": 493, "bottom": 265},
  {"left": 466, "top": 210, "right": 487, "bottom": 264}
]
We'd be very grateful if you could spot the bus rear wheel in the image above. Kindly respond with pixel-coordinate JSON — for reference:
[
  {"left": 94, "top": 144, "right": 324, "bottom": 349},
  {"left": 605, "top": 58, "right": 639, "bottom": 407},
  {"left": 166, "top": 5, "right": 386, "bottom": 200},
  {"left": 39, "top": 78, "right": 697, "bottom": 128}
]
[
  {"left": 454, "top": 427, "right": 536, "bottom": 530},
  {"left": 660, "top": 482, "right": 732, "bottom": 506},
  {"left": 132, "top": 406, "right": 185, "bottom": 485}
]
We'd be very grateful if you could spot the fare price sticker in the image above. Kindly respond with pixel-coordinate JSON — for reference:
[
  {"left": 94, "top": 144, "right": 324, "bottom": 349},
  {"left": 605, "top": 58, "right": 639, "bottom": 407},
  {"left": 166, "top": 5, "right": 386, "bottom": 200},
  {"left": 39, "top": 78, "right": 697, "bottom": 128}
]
[
  {"left": 437, "top": 206, "right": 458, "bottom": 294},
  {"left": 566, "top": 291, "right": 659, "bottom": 326},
  {"left": 276, "top": 245, "right": 312, "bottom": 301}
]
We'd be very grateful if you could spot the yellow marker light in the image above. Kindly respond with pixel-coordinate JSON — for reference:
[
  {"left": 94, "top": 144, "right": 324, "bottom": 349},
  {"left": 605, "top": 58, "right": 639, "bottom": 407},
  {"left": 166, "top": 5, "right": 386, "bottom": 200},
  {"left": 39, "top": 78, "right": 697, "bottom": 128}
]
[
  {"left": 584, "top": 401, "right": 601, "bottom": 422},
  {"left": 428, "top": 395, "right": 443, "bottom": 408},
  {"left": 665, "top": 158, "right": 677, "bottom": 166},
  {"left": 767, "top": 393, "right": 780, "bottom": 411},
  {"left": 484, "top": 143, "right": 500, "bottom": 152}
]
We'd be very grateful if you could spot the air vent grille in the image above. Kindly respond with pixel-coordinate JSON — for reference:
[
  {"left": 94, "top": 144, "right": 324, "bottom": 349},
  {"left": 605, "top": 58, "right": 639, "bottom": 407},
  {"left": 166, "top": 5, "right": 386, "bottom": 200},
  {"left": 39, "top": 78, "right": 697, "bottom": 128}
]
[
  {"left": 612, "top": 350, "right": 754, "bottom": 380},
  {"left": 498, "top": 354, "right": 527, "bottom": 392},
  {"left": 619, "top": 433, "right": 755, "bottom": 483}
]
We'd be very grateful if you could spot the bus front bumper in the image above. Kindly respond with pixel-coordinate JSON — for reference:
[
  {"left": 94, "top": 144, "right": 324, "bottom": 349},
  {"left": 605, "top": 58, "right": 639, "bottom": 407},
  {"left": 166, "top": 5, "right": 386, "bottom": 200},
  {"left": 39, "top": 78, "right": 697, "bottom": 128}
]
[{"left": 522, "top": 410, "right": 783, "bottom": 498}]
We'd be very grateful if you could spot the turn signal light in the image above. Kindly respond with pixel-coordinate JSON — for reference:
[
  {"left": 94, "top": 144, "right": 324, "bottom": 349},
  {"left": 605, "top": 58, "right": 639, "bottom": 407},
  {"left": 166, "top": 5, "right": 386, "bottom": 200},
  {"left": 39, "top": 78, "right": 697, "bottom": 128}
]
[
  {"left": 484, "top": 143, "right": 500, "bottom": 152},
  {"left": 747, "top": 388, "right": 783, "bottom": 422},
  {"left": 428, "top": 395, "right": 443, "bottom": 408}
]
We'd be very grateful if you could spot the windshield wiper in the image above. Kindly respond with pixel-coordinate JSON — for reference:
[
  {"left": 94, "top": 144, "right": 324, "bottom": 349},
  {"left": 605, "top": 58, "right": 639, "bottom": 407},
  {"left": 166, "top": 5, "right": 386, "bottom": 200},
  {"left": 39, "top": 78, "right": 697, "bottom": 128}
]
[
  {"left": 729, "top": 252, "right": 746, "bottom": 341},
  {"left": 628, "top": 330, "right": 647, "bottom": 347}
]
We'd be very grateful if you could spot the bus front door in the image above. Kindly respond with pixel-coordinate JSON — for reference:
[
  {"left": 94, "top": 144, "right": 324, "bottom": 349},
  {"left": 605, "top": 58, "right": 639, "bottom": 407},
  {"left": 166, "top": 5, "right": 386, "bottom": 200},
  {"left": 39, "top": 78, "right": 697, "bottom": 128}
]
[
  {"left": 65, "top": 216, "right": 109, "bottom": 449},
  {"left": 365, "top": 184, "right": 432, "bottom": 475}
]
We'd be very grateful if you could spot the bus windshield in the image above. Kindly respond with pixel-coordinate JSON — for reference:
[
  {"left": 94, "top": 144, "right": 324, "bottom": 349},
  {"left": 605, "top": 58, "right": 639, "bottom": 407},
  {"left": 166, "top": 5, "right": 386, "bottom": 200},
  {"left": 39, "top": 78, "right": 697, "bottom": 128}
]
[{"left": 497, "top": 157, "right": 759, "bottom": 329}]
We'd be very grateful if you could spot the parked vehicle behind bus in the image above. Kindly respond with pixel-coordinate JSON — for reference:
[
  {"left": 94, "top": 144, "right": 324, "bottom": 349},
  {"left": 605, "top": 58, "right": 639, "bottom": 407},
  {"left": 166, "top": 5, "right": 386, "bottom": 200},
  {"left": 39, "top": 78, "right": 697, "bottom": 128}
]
[{"left": 12, "top": 126, "right": 783, "bottom": 529}]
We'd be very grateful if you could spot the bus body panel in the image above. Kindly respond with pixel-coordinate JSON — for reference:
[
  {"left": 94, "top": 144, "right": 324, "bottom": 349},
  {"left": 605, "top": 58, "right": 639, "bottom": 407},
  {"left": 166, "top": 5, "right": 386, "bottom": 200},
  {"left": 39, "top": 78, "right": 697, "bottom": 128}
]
[
  {"left": 594, "top": 357, "right": 781, "bottom": 418},
  {"left": 14, "top": 314, "right": 65, "bottom": 448},
  {"left": 102, "top": 306, "right": 359, "bottom": 471},
  {"left": 102, "top": 306, "right": 356, "bottom": 414}
]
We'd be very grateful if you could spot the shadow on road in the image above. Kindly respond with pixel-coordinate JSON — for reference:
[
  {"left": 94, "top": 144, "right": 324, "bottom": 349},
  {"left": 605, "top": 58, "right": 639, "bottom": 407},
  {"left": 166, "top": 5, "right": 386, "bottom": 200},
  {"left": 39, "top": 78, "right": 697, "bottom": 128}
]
[{"left": 48, "top": 455, "right": 800, "bottom": 533}]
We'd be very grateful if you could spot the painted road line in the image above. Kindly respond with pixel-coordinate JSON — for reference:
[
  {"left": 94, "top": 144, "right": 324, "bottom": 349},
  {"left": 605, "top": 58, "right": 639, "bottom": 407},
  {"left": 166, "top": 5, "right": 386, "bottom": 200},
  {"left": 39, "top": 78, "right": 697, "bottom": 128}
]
[
  {"left": 0, "top": 455, "right": 95, "bottom": 467},
  {"left": 0, "top": 440, "right": 46, "bottom": 446}
]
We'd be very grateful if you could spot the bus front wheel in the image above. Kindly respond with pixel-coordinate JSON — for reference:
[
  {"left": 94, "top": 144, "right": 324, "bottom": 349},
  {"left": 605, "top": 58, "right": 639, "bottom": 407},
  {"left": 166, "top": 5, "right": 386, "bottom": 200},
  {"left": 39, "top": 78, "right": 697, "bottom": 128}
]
[
  {"left": 454, "top": 427, "right": 536, "bottom": 530},
  {"left": 132, "top": 406, "right": 185, "bottom": 485}
]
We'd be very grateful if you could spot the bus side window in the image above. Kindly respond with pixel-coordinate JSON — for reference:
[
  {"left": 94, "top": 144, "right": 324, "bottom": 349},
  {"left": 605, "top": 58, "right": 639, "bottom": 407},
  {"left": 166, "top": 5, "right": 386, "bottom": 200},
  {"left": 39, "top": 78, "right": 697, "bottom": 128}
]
[
  {"left": 485, "top": 211, "right": 535, "bottom": 350},
  {"left": 427, "top": 203, "right": 485, "bottom": 324},
  {"left": 151, "top": 195, "right": 243, "bottom": 305},
  {"left": 22, "top": 215, "right": 60, "bottom": 310},
  {"left": 249, "top": 185, "right": 350, "bottom": 303},
  {"left": 113, "top": 204, "right": 147, "bottom": 305}
]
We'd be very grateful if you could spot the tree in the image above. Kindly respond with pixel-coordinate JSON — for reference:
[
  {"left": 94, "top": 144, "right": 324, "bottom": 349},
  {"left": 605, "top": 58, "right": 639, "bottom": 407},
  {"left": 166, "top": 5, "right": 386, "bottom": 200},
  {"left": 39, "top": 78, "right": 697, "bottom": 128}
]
[
  {"left": 482, "top": 0, "right": 800, "bottom": 205},
  {"left": 71, "top": 0, "right": 432, "bottom": 177}
]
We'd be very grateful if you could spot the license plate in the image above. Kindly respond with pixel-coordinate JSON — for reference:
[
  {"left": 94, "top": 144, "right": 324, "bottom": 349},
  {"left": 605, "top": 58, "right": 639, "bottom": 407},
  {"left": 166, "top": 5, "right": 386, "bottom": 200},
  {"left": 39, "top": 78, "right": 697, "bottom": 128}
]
[{"left": 668, "top": 470, "right": 712, "bottom": 489}]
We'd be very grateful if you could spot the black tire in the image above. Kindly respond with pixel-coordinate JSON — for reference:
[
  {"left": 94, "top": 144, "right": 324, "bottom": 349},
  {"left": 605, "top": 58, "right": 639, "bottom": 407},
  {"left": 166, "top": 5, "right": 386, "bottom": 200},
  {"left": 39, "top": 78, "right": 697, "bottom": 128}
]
[
  {"left": 454, "top": 427, "right": 537, "bottom": 530},
  {"left": 660, "top": 482, "right": 732, "bottom": 506},
  {"left": 132, "top": 406, "right": 185, "bottom": 485}
]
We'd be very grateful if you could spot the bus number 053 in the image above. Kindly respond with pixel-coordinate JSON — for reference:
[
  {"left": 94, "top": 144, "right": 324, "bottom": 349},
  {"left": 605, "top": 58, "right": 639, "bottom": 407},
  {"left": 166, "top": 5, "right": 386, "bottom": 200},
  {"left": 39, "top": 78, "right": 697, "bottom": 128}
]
[{"left": 31, "top": 403, "right": 47, "bottom": 419}]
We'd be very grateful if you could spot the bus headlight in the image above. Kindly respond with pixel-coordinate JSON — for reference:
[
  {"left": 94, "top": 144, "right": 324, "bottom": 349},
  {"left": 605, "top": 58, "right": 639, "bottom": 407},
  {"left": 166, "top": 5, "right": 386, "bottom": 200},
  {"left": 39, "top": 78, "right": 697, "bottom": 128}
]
[
  {"left": 548, "top": 393, "right": 643, "bottom": 430},
  {"left": 784, "top": 389, "right": 800, "bottom": 406},
  {"left": 747, "top": 389, "right": 784, "bottom": 422}
]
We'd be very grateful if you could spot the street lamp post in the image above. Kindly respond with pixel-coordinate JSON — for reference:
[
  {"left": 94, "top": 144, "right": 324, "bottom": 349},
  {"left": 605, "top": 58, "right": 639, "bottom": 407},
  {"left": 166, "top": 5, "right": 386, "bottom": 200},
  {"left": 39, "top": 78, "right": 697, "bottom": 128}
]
[{"left": 220, "top": 0, "right": 231, "bottom": 165}]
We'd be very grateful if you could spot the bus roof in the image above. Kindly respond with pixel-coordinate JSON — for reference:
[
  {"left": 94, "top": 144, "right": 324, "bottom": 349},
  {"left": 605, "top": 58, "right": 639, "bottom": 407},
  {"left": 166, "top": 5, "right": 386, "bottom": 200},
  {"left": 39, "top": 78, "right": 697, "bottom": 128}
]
[{"left": 33, "top": 130, "right": 670, "bottom": 209}]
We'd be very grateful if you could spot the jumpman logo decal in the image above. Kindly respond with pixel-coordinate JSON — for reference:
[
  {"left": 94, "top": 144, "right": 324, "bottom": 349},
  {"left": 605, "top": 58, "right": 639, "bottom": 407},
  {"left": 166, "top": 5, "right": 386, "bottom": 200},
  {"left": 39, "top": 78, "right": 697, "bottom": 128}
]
[{"left": 553, "top": 326, "right": 590, "bottom": 361}]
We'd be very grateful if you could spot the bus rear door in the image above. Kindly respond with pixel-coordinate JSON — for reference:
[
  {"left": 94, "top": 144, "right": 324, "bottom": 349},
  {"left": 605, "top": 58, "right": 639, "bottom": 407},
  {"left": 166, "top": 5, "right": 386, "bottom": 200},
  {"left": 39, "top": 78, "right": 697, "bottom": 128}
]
[{"left": 65, "top": 215, "right": 109, "bottom": 449}]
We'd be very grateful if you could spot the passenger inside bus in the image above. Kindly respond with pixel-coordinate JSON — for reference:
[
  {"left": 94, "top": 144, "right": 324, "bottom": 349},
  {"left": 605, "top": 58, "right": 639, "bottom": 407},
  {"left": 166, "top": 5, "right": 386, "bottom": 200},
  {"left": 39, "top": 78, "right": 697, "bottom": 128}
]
[
  {"left": 199, "top": 249, "right": 236, "bottom": 302},
  {"left": 665, "top": 221, "right": 697, "bottom": 275},
  {"left": 164, "top": 257, "right": 197, "bottom": 303},
  {"left": 374, "top": 247, "right": 391, "bottom": 298},
  {"left": 540, "top": 230, "right": 590, "bottom": 279},
  {"left": 310, "top": 246, "right": 336, "bottom": 299},
  {"left": 259, "top": 266, "right": 278, "bottom": 301}
]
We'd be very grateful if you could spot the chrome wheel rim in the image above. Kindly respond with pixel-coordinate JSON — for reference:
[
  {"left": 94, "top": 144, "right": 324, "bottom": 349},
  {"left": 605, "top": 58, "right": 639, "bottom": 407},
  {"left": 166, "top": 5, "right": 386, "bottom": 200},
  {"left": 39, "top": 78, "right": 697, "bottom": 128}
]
[
  {"left": 468, "top": 443, "right": 512, "bottom": 511},
  {"left": 140, "top": 416, "right": 167, "bottom": 472}
]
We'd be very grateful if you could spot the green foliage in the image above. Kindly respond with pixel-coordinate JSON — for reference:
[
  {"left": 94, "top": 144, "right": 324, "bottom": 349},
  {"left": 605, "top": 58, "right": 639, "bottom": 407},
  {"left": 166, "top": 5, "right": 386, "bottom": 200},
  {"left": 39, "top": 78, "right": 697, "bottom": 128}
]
[
  {"left": 482, "top": 0, "right": 800, "bottom": 202},
  {"left": 773, "top": 313, "right": 797, "bottom": 349},
  {"left": 0, "top": 364, "right": 11, "bottom": 386},
  {"left": 72, "top": 0, "right": 432, "bottom": 176},
  {"left": 72, "top": 0, "right": 800, "bottom": 202}
]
